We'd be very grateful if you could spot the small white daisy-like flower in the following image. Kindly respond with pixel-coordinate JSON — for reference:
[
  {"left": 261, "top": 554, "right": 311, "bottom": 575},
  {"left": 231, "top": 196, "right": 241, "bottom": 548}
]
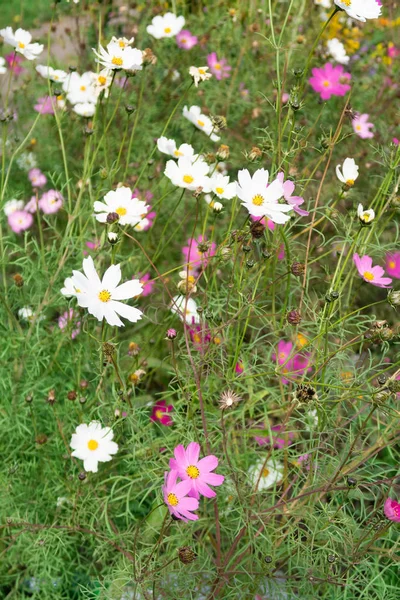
[
  {"left": 0, "top": 27, "right": 44, "bottom": 60},
  {"left": 70, "top": 421, "right": 118, "bottom": 473},
  {"left": 248, "top": 459, "right": 284, "bottom": 491},
  {"left": 93, "top": 41, "right": 143, "bottom": 71},
  {"left": 334, "top": 0, "right": 382, "bottom": 22},
  {"left": 62, "top": 256, "right": 143, "bottom": 327},
  {"left": 219, "top": 390, "right": 242, "bottom": 410},
  {"left": 170, "top": 295, "right": 200, "bottom": 324},
  {"left": 209, "top": 172, "right": 236, "bottom": 200},
  {"left": 93, "top": 186, "right": 148, "bottom": 226},
  {"left": 146, "top": 13, "right": 185, "bottom": 39},
  {"left": 164, "top": 157, "right": 211, "bottom": 192},
  {"left": 62, "top": 72, "right": 97, "bottom": 105},
  {"left": 182, "top": 105, "right": 220, "bottom": 142},
  {"left": 157, "top": 137, "right": 196, "bottom": 160},
  {"left": 4, "top": 199, "right": 24, "bottom": 216},
  {"left": 236, "top": 169, "right": 292, "bottom": 223},
  {"left": 0, "top": 57, "right": 7, "bottom": 75},
  {"left": 177, "top": 271, "right": 197, "bottom": 294},
  {"left": 326, "top": 38, "right": 349, "bottom": 65},
  {"left": 110, "top": 36, "right": 135, "bottom": 48},
  {"left": 36, "top": 65, "right": 68, "bottom": 83},
  {"left": 18, "top": 306, "right": 34, "bottom": 321},
  {"left": 189, "top": 66, "right": 212, "bottom": 87},
  {"left": 91, "top": 69, "right": 113, "bottom": 96},
  {"left": 16, "top": 152, "right": 37, "bottom": 171},
  {"left": 73, "top": 102, "right": 96, "bottom": 117},
  {"left": 357, "top": 203, "right": 375, "bottom": 225},
  {"left": 336, "top": 157, "right": 359, "bottom": 187}
]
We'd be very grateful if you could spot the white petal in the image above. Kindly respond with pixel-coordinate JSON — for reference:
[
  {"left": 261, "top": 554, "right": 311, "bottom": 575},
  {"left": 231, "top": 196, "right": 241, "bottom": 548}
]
[
  {"left": 112, "top": 279, "right": 143, "bottom": 300},
  {"left": 101, "top": 264, "right": 121, "bottom": 290}
]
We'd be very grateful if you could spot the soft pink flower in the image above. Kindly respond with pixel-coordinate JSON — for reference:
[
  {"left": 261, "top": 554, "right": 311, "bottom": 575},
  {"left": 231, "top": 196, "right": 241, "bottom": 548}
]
[
  {"left": 162, "top": 469, "right": 199, "bottom": 521},
  {"left": 138, "top": 273, "right": 154, "bottom": 296},
  {"left": 169, "top": 442, "right": 224, "bottom": 499},
  {"left": 34, "top": 96, "right": 55, "bottom": 115},
  {"left": 277, "top": 173, "right": 309, "bottom": 217},
  {"left": 273, "top": 340, "right": 311, "bottom": 384},
  {"left": 38, "top": 189, "right": 63, "bottom": 214},
  {"left": 353, "top": 254, "right": 392, "bottom": 288},
  {"left": 176, "top": 29, "right": 198, "bottom": 50},
  {"left": 352, "top": 113, "right": 374, "bottom": 139},
  {"left": 151, "top": 400, "right": 173, "bottom": 426},
  {"left": 5, "top": 53, "right": 24, "bottom": 75},
  {"left": 386, "top": 252, "right": 400, "bottom": 279},
  {"left": 8, "top": 210, "right": 33, "bottom": 233},
  {"left": 254, "top": 424, "right": 294, "bottom": 449},
  {"left": 83, "top": 240, "right": 101, "bottom": 256},
  {"left": 384, "top": 498, "right": 400, "bottom": 522},
  {"left": 309, "top": 63, "right": 351, "bottom": 100},
  {"left": 166, "top": 328, "right": 177, "bottom": 340},
  {"left": 182, "top": 235, "right": 216, "bottom": 274},
  {"left": 28, "top": 168, "right": 47, "bottom": 188},
  {"left": 207, "top": 52, "right": 231, "bottom": 80},
  {"left": 393, "top": 138, "right": 399, "bottom": 146},
  {"left": 388, "top": 45, "right": 400, "bottom": 59},
  {"left": 58, "top": 308, "right": 81, "bottom": 339},
  {"left": 24, "top": 196, "right": 38, "bottom": 213}
]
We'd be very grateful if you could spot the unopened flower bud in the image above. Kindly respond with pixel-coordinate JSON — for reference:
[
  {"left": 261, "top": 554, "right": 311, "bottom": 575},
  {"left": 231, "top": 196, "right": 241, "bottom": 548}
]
[
  {"left": 387, "top": 289, "right": 400, "bottom": 308},
  {"left": 13, "top": 273, "right": 24, "bottom": 287},
  {"left": 47, "top": 389, "right": 56, "bottom": 405},
  {"left": 347, "top": 476, "right": 357, "bottom": 488},
  {"left": 193, "top": 187, "right": 203, "bottom": 198},
  {"left": 216, "top": 144, "right": 230, "bottom": 160},
  {"left": 78, "top": 471, "right": 87, "bottom": 481},
  {"left": 80, "top": 379, "right": 88, "bottom": 389},
  {"left": 287, "top": 309, "right": 302, "bottom": 325},
  {"left": 178, "top": 546, "right": 197, "bottom": 564},
  {"left": 25, "top": 393, "right": 33, "bottom": 403},
  {"left": 106, "top": 212, "right": 119, "bottom": 224},
  {"left": 67, "top": 390, "right": 77, "bottom": 401},
  {"left": 107, "top": 232, "right": 119, "bottom": 245},
  {"left": 248, "top": 146, "right": 262, "bottom": 162},
  {"left": 212, "top": 201, "right": 223, "bottom": 213},
  {"left": 250, "top": 220, "right": 265, "bottom": 239},
  {"left": 291, "top": 262, "right": 305, "bottom": 276},
  {"left": 99, "top": 168, "right": 108, "bottom": 179},
  {"left": 36, "top": 434, "right": 48, "bottom": 445},
  {"left": 166, "top": 328, "right": 177, "bottom": 340}
]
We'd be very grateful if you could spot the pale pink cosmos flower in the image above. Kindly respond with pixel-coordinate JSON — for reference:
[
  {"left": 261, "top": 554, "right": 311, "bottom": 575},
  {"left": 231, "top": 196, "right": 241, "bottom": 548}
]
[
  {"left": 277, "top": 173, "right": 309, "bottom": 217},
  {"left": 386, "top": 252, "right": 400, "bottom": 279},
  {"left": 384, "top": 498, "right": 400, "bottom": 522},
  {"left": 28, "top": 168, "right": 47, "bottom": 188},
  {"left": 273, "top": 340, "right": 311, "bottom": 384},
  {"left": 176, "top": 29, "right": 198, "bottom": 50},
  {"left": 8, "top": 210, "right": 33, "bottom": 233},
  {"left": 163, "top": 469, "right": 199, "bottom": 521},
  {"left": 58, "top": 308, "right": 81, "bottom": 339},
  {"left": 39, "top": 189, "right": 63, "bottom": 214},
  {"left": 5, "top": 52, "right": 24, "bottom": 74},
  {"left": 34, "top": 96, "right": 55, "bottom": 115},
  {"left": 309, "top": 63, "right": 351, "bottom": 100},
  {"left": 182, "top": 235, "right": 216, "bottom": 274},
  {"left": 352, "top": 113, "right": 374, "bottom": 139},
  {"left": 353, "top": 254, "right": 392, "bottom": 288},
  {"left": 138, "top": 273, "right": 154, "bottom": 296},
  {"left": 207, "top": 52, "right": 231, "bottom": 80},
  {"left": 169, "top": 442, "right": 225, "bottom": 499}
]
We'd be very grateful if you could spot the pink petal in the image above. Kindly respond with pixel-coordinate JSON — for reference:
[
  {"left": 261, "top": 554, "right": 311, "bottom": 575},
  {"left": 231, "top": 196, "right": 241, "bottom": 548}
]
[
  {"left": 174, "top": 479, "right": 193, "bottom": 499},
  {"left": 173, "top": 444, "right": 188, "bottom": 466},
  {"left": 186, "top": 442, "right": 200, "bottom": 464},
  {"left": 197, "top": 480, "right": 216, "bottom": 498},
  {"left": 203, "top": 472, "right": 225, "bottom": 487},
  {"left": 197, "top": 455, "right": 218, "bottom": 473}
]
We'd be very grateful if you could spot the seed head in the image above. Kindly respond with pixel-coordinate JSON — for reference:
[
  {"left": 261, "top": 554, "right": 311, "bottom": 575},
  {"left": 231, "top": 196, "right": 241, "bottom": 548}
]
[
  {"left": 248, "top": 146, "right": 263, "bottom": 162},
  {"left": 216, "top": 144, "right": 230, "bottom": 160},
  {"left": 287, "top": 309, "right": 302, "bottom": 325},
  {"left": 103, "top": 342, "right": 115, "bottom": 357},
  {"left": 67, "top": 390, "right": 77, "bottom": 401},
  {"left": 293, "top": 384, "right": 317, "bottom": 405},
  {"left": 178, "top": 546, "right": 197, "bottom": 564},
  {"left": 291, "top": 262, "right": 305, "bottom": 277},
  {"left": 13, "top": 273, "right": 24, "bottom": 287},
  {"left": 47, "top": 389, "right": 56, "bottom": 405},
  {"left": 219, "top": 389, "right": 242, "bottom": 410}
]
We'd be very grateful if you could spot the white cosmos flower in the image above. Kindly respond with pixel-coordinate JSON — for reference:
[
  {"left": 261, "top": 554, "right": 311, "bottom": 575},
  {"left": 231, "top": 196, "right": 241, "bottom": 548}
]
[
  {"left": 70, "top": 421, "right": 118, "bottom": 473},
  {"left": 63, "top": 256, "right": 143, "bottom": 327},
  {"left": 248, "top": 459, "right": 284, "bottom": 491},
  {"left": 4, "top": 199, "right": 24, "bottom": 216},
  {"left": 357, "top": 203, "right": 375, "bottom": 224},
  {"left": 334, "top": 0, "right": 382, "bottom": 21},
  {"left": 146, "top": 13, "right": 185, "bottom": 39},
  {"left": 110, "top": 36, "right": 135, "bottom": 48},
  {"left": 336, "top": 157, "right": 359, "bottom": 187},
  {"left": 205, "top": 194, "right": 223, "bottom": 213},
  {"left": 209, "top": 173, "right": 236, "bottom": 200},
  {"left": 73, "top": 102, "right": 96, "bottom": 117},
  {"left": 62, "top": 72, "right": 97, "bottom": 105},
  {"left": 92, "top": 69, "right": 113, "bottom": 96},
  {"left": 0, "top": 27, "right": 43, "bottom": 60},
  {"left": 61, "top": 274, "right": 84, "bottom": 297},
  {"left": 157, "top": 137, "right": 196, "bottom": 160},
  {"left": 183, "top": 105, "right": 220, "bottom": 142},
  {"left": 134, "top": 218, "right": 150, "bottom": 232},
  {"left": 0, "top": 57, "right": 7, "bottom": 75},
  {"left": 93, "top": 41, "right": 143, "bottom": 71},
  {"left": 236, "top": 169, "right": 292, "bottom": 223},
  {"left": 170, "top": 295, "right": 200, "bottom": 324},
  {"left": 36, "top": 65, "right": 68, "bottom": 83},
  {"left": 189, "top": 66, "right": 212, "bottom": 87},
  {"left": 314, "top": 0, "right": 331, "bottom": 7},
  {"left": 326, "top": 38, "right": 349, "bottom": 64},
  {"left": 164, "top": 157, "right": 211, "bottom": 192},
  {"left": 93, "top": 186, "right": 148, "bottom": 226}
]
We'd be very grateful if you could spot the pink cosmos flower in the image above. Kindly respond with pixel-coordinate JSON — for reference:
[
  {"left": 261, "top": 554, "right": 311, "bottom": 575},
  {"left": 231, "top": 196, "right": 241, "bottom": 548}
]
[
  {"left": 393, "top": 138, "right": 399, "bottom": 146},
  {"left": 163, "top": 469, "right": 199, "bottom": 521},
  {"left": 5, "top": 53, "right": 24, "bottom": 75},
  {"left": 273, "top": 340, "right": 311, "bottom": 384},
  {"left": 58, "top": 308, "right": 81, "bottom": 339},
  {"left": 207, "top": 52, "right": 231, "bottom": 80},
  {"left": 277, "top": 173, "right": 309, "bottom": 217},
  {"left": 176, "top": 29, "right": 198, "bottom": 50},
  {"left": 151, "top": 400, "right": 173, "bottom": 426},
  {"left": 239, "top": 82, "right": 250, "bottom": 100},
  {"left": 83, "top": 240, "right": 101, "bottom": 256},
  {"left": 8, "top": 210, "right": 33, "bottom": 233},
  {"left": 34, "top": 96, "right": 55, "bottom": 115},
  {"left": 384, "top": 498, "right": 400, "bottom": 522},
  {"left": 182, "top": 235, "right": 216, "bottom": 274},
  {"left": 169, "top": 442, "right": 225, "bottom": 499},
  {"left": 235, "top": 360, "right": 244, "bottom": 374},
  {"left": 38, "top": 189, "right": 63, "bottom": 214},
  {"left": 352, "top": 113, "right": 374, "bottom": 139},
  {"left": 309, "top": 63, "right": 351, "bottom": 100},
  {"left": 138, "top": 273, "right": 154, "bottom": 296},
  {"left": 353, "top": 254, "right": 392, "bottom": 288},
  {"left": 28, "top": 168, "right": 47, "bottom": 188},
  {"left": 24, "top": 196, "right": 38, "bottom": 213},
  {"left": 385, "top": 252, "right": 400, "bottom": 279},
  {"left": 254, "top": 424, "right": 294, "bottom": 449}
]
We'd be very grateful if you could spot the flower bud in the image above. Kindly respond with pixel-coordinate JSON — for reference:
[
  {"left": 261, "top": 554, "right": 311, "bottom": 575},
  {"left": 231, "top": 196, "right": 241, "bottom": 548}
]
[
  {"left": 67, "top": 390, "right": 77, "bottom": 401},
  {"left": 291, "top": 262, "right": 305, "bottom": 276},
  {"left": 47, "top": 389, "right": 56, "bottom": 405},
  {"left": 13, "top": 273, "right": 24, "bottom": 287},
  {"left": 178, "top": 546, "right": 197, "bottom": 564},
  {"left": 125, "top": 105, "right": 135, "bottom": 115},
  {"left": 216, "top": 144, "right": 230, "bottom": 160},
  {"left": 287, "top": 309, "right": 302, "bottom": 325},
  {"left": 106, "top": 212, "right": 119, "bottom": 224},
  {"left": 387, "top": 289, "right": 400, "bottom": 308},
  {"left": 250, "top": 220, "right": 265, "bottom": 239},
  {"left": 108, "top": 232, "right": 119, "bottom": 245},
  {"left": 166, "top": 328, "right": 177, "bottom": 340},
  {"left": 248, "top": 146, "right": 262, "bottom": 162}
]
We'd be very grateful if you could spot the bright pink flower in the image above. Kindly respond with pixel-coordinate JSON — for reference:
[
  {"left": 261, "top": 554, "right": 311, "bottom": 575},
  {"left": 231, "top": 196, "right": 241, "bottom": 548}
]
[
  {"left": 273, "top": 340, "right": 311, "bottom": 384},
  {"left": 207, "top": 52, "right": 231, "bottom": 80},
  {"left": 169, "top": 442, "right": 224, "bottom": 499},
  {"left": 163, "top": 469, "right": 199, "bottom": 521},
  {"left": 254, "top": 424, "right": 294, "bottom": 449},
  {"left": 309, "top": 63, "right": 351, "bottom": 100},
  {"left": 386, "top": 252, "right": 400, "bottom": 278},
  {"left": 189, "top": 324, "right": 211, "bottom": 351},
  {"left": 393, "top": 138, "right": 399, "bottom": 146},
  {"left": 352, "top": 113, "right": 374, "bottom": 139},
  {"left": 138, "top": 273, "right": 154, "bottom": 296},
  {"left": 353, "top": 254, "right": 392, "bottom": 288},
  {"left": 388, "top": 45, "right": 400, "bottom": 59},
  {"left": 58, "top": 308, "right": 81, "bottom": 339},
  {"left": 151, "top": 400, "right": 173, "bottom": 426},
  {"left": 182, "top": 235, "right": 216, "bottom": 274},
  {"left": 235, "top": 360, "right": 244, "bottom": 374},
  {"left": 34, "top": 96, "right": 55, "bottom": 115},
  {"left": 176, "top": 29, "right": 198, "bottom": 50},
  {"left": 38, "top": 189, "right": 63, "bottom": 214},
  {"left": 5, "top": 53, "right": 24, "bottom": 74},
  {"left": 8, "top": 210, "right": 33, "bottom": 233},
  {"left": 277, "top": 173, "right": 309, "bottom": 217},
  {"left": 384, "top": 498, "right": 400, "bottom": 522},
  {"left": 166, "top": 328, "right": 177, "bottom": 340},
  {"left": 28, "top": 168, "right": 47, "bottom": 188}
]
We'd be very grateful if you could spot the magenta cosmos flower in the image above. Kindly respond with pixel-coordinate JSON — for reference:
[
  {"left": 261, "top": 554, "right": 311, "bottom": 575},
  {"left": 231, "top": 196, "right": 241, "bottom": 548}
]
[
  {"left": 5, "top": 52, "right": 24, "bottom": 74},
  {"left": 385, "top": 252, "right": 400, "bottom": 279},
  {"left": 163, "top": 469, "right": 199, "bottom": 521},
  {"left": 273, "top": 340, "right": 311, "bottom": 384},
  {"left": 28, "top": 168, "right": 47, "bottom": 188},
  {"left": 352, "top": 113, "right": 374, "bottom": 139},
  {"left": 8, "top": 210, "right": 33, "bottom": 233},
  {"left": 207, "top": 52, "right": 231, "bottom": 80},
  {"left": 353, "top": 254, "right": 392, "bottom": 288},
  {"left": 309, "top": 63, "right": 351, "bottom": 100},
  {"left": 169, "top": 442, "right": 224, "bottom": 499},
  {"left": 384, "top": 498, "right": 400, "bottom": 522},
  {"left": 176, "top": 29, "right": 198, "bottom": 50},
  {"left": 182, "top": 235, "right": 216, "bottom": 274},
  {"left": 151, "top": 400, "right": 173, "bottom": 426},
  {"left": 137, "top": 273, "right": 154, "bottom": 296},
  {"left": 254, "top": 424, "right": 294, "bottom": 449}
]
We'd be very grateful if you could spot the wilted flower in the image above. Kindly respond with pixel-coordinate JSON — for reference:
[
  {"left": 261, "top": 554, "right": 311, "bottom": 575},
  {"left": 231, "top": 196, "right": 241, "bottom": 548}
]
[
  {"left": 219, "top": 390, "right": 242, "bottom": 409},
  {"left": 189, "top": 65, "right": 212, "bottom": 87}
]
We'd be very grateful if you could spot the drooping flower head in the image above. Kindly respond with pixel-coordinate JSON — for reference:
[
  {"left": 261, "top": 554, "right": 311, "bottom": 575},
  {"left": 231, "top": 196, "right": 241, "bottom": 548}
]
[
  {"left": 70, "top": 421, "right": 118, "bottom": 473},
  {"left": 352, "top": 113, "right": 374, "bottom": 139},
  {"left": 236, "top": 169, "right": 292, "bottom": 223},
  {"left": 176, "top": 29, "right": 198, "bottom": 50},
  {"left": 353, "top": 254, "right": 392, "bottom": 288},
  {"left": 207, "top": 52, "right": 231, "bottom": 80},
  {"left": 334, "top": 0, "right": 382, "bottom": 22},
  {"left": 162, "top": 469, "right": 199, "bottom": 521},
  {"left": 147, "top": 13, "right": 185, "bottom": 39},
  {"left": 386, "top": 252, "right": 400, "bottom": 279},
  {"left": 169, "top": 442, "right": 224, "bottom": 499},
  {"left": 309, "top": 63, "right": 351, "bottom": 100},
  {"left": 384, "top": 498, "right": 400, "bottom": 522},
  {"left": 151, "top": 400, "right": 173, "bottom": 426}
]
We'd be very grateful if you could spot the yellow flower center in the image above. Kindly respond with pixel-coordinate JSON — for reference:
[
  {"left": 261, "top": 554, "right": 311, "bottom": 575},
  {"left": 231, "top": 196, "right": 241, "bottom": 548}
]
[
  {"left": 98, "top": 75, "right": 107, "bottom": 85},
  {"left": 215, "top": 187, "right": 224, "bottom": 195},
  {"left": 193, "top": 333, "right": 202, "bottom": 344},
  {"left": 261, "top": 468, "right": 270, "bottom": 478},
  {"left": 116, "top": 206, "right": 127, "bottom": 216},
  {"left": 183, "top": 174, "right": 194, "bottom": 184},
  {"left": 214, "top": 63, "right": 221, "bottom": 70},
  {"left": 363, "top": 271, "right": 374, "bottom": 281},
  {"left": 18, "top": 42, "right": 25, "bottom": 49},
  {"left": 74, "top": 287, "right": 81, "bottom": 293},
  {"left": 199, "top": 68, "right": 206, "bottom": 75},
  {"left": 155, "top": 409, "right": 164, "bottom": 419},
  {"left": 54, "top": 75, "right": 59, "bottom": 80},
  {"left": 88, "top": 439, "right": 99, "bottom": 451},
  {"left": 118, "top": 40, "right": 126, "bottom": 47},
  {"left": 174, "top": 149, "right": 183, "bottom": 157},
  {"left": 98, "top": 289, "right": 112, "bottom": 302},
  {"left": 362, "top": 214, "right": 370, "bottom": 222},
  {"left": 389, "top": 261, "right": 396, "bottom": 269},
  {"left": 167, "top": 492, "right": 179, "bottom": 506},
  {"left": 278, "top": 352, "right": 286, "bottom": 360},
  {"left": 343, "top": 0, "right": 351, "bottom": 6},
  {"left": 112, "top": 56, "right": 123, "bottom": 66},
  {"left": 164, "top": 27, "right": 172, "bottom": 34},
  {"left": 197, "top": 119, "right": 205, "bottom": 127},
  {"left": 186, "top": 465, "right": 200, "bottom": 479},
  {"left": 323, "top": 80, "right": 330, "bottom": 88},
  {"left": 252, "top": 194, "right": 264, "bottom": 206},
  {"left": 346, "top": 179, "right": 354, "bottom": 186},
  {"left": 356, "top": 125, "right": 362, "bottom": 131},
  {"left": 80, "top": 85, "right": 86, "bottom": 91}
]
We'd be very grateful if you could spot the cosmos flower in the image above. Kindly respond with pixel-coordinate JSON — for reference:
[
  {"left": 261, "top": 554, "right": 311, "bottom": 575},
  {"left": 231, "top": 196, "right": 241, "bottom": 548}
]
[
  {"left": 336, "top": 158, "right": 359, "bottom": 187},
  {"left": 248, "top": 459, "right": 284, "bottom": 491},
  {"left": 236, "top": 169, "right": 292, "bottom": 223},
  {"left": 28, "top": 168, "right": 47, "bottom": 188},
  {"left": 8, "top": 210, "right": 33, "bottom": 234},
  {"left": 189, "top": 65, "right": 212, "bottom": 87},
  {"left": 5, "top": 52, "right": 24, "bottom": 74},
  {"left": 384, "top": 498, "right": 400, "bottom": 522},
  {"left": 138, "top": 273, "right": 154, "bottom": 297},
  {"left": 3, "top": 199, "right": 24, "bottom": 216},
  {"left": 91, "top": 69, "right": 113, "bottom": 97},
  {"left": 254, "top": 424, "right": 294, "bottom": 449},
  {"left": 357, "top": 204, "right": 375, "bottom": 225},
  {"left": 277, "top": 173, "right": 308, "bottom": 216},
  {"left": 176, "top": 29, "right": 198, "bottom": 50},
  {"left": 58, "top": 308, "right": 81, "bottom": 339},
  {"left": 170, "top": 295, "right": 200, "bottom": 324},
  {"left": 93, "top": 186, "right": 148, "bottom": 226},
  {"left": 352, "top": 113, "right": 374, "bottom": 139},
  {"left": 334, "top": 0, "right": 382, "bottom": 22},
  {"left": 39, "top": 189, "right": 63, "bottom": 214},
  {"left": 147, "top": 13, "right": 185, "bottom": 39},
  {"left": 327, "top": 38, "right": 349, "bottom": 65},
  {"left": 73, "top": 102, "right": 96, "bottom": 117},
  {"left": 164, "top": 156, "right": 211, "bottom": 191},
  {"left": 385, "top": 252, "right": 400, "bottom": 279},
  {"left": 157, "top": 137, "right": 196, "bottom": 160},
  {"left": 207, "top": 52, "right": 231, "bottom": 80},
  {"left": 34, "top": 96, "right": 55, "bottom": 115},
  {"left": 0, "top": 27, "right": 43, "bottom": 60},
  {"left": 62, "top": 72, "right": 97, "bottom": 105},
  {"left": 162, "top": 470, "right": 199, "bottom": 521},
  {"left": 70, "top": 421, "right": 118, "bottom": 473},
  {"left": 353, "top": 254, "right": 392, "bottom": 288},
  {"left": 93, "top": 41, "right": 143, "bottom": 71},
  {"left": 150, "top": 400, "right": 173, "bottom": 426},
  {"left": 209, "top": 172, "right": 237, "bottom": 200},
  {"left": 169, "top": 442, "right": 224, "bottom": 499},
  {"left": 309, "top": 63, "right": 351, "bottom": 100},
  {"left": 273, "top": 340, "right": 311, "bottom": 384},
  {"left": 182, "top": 235, "right": 216, "bottom": 274},
  {"left": 182, "top": 105, "right": 220, "bottom": 142},
  {"left": 36, "top": 64, "right": 68, "bottom": 83}
]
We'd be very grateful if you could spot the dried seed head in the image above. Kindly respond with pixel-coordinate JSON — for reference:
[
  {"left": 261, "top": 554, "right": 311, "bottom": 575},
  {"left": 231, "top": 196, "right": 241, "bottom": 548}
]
[
  {"left": 36, "top": 434, "right": 48, "bottom": 445},
  {"left": 287, "top": 309, "right": 302, "bottom": 325},
  {"left": 178, "top": 546, "right": 197, "bottom": 564},
  {"left": 291, "top": 262, "right": 305, "bottom": 277},
  {"left": 13, "top": 273, "right": 24, "bottom": 287},
  {"left": 216, "top": 144, "right": 230, "bottom": 160},
  {"left": 248, "top": 146, "right": 263, "bottom": 162},
  {"left": 102, "top": 342, "right": 115, "bottom": 357},
  {"left": 47, "top": 389, "right": 56, "bottom": 405},
  {"left": 219, "top": 389, "right": 242, "bottom": 410},
  {"left": 67, "top": 390, "right": 77, "bottom": 401},
  {"left": 387, "top": 289, "right": 400, "bottom": 308},
  {"left": 142, "top": 48, "right": 157, "bottom": 66},
  {"left": 293, "top": 384, "right": 317, "bottom": 405},
  {"left": 250, "top": 220, "right": 265, "bottom": 239}
]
